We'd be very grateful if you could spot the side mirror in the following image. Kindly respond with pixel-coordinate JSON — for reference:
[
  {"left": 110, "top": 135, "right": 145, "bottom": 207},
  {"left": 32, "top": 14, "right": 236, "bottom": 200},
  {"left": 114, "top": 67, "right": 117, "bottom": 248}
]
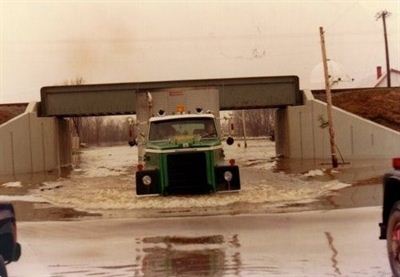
[
  {"left": 226, "top": 137, "right": 234, "bottom": 145},
  {"left": 128, "top": 139, "right": 137, "bottom": 147}
]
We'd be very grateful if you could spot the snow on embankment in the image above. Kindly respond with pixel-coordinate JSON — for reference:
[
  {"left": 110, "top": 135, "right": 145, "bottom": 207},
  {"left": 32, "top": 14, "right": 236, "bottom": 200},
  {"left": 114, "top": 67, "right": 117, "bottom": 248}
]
[{"left": 36, "top": 141, "right": 350, "bottom": 213}]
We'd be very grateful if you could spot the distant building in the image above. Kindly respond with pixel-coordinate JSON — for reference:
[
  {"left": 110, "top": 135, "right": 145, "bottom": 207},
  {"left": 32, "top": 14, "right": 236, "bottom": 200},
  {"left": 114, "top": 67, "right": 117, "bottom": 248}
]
[
  {"left": 310, "top": 60, "right": 354, "bottom": 89},
  {"left": 374, "top": 67, "right": 400, "bottom": 87},
  {"left": 357, "top": 66, "right": 400, "bottom": 88}
]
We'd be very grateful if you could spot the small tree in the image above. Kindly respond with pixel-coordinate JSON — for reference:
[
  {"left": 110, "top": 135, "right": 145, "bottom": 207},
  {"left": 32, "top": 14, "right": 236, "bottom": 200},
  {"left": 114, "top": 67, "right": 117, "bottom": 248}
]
[
  {"left": 232, "top": 109, "right": 275, "bottom": 137},
  {"left": 62, "top": 77, "right": 85, "bottom": 138}
]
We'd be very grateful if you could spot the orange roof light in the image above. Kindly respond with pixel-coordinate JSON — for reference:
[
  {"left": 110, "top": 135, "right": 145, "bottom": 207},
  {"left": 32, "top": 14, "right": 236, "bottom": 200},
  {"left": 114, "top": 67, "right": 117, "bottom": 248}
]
[
  {"left": 229, "top": 159, "right": 235, "bottom": 166},
  {"left": 176, "top": 104, "right": 185, "bottom": 114}
]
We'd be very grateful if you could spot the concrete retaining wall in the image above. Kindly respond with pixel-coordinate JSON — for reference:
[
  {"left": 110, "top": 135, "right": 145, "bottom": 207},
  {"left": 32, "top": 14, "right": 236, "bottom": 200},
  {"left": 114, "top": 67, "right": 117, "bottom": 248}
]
[
  {"left": 0, "top": 102, "right": 71, "bottom": 176},
  {"left": 277, "top": 90, "right": 400, "bottom": 160}
]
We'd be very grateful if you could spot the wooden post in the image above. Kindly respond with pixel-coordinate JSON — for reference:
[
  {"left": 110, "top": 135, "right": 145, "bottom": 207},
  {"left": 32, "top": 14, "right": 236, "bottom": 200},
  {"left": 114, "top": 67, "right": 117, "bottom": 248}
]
[
  {"left": 241, "top": 110, "right": 247, "bottom": 148},
  {"left": 10, "top": 132, "right": 15, "bottom": 176},
  {"left": 376, "top": 10, "right": 391, "bottom": 87},
  {"left": 319, "top": 26, "right": 338, "bottom": 168}
]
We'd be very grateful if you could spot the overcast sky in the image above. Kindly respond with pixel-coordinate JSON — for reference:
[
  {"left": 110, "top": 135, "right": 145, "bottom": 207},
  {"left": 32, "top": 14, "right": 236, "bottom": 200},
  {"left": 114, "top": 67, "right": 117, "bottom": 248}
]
[{"left": 0, "top": 0, "right": 399, "bottom": 103}]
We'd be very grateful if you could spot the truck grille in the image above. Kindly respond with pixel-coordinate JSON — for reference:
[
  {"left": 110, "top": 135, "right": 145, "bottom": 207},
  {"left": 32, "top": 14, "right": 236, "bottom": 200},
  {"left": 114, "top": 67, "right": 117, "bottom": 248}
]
[{"left": 167, "top": 152, "right": 208, "bottom": 194}]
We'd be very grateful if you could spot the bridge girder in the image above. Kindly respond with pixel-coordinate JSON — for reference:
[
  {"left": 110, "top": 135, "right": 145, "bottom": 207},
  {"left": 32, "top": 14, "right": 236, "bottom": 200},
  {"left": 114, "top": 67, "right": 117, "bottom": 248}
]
[{"left": 40, "top": 76, "right": 301, "bottom": 117}]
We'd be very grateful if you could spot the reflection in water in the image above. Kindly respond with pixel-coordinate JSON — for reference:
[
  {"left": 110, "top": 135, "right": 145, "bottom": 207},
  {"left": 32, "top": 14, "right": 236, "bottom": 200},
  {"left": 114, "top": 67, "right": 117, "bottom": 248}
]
[
  {"left": 142, "top": 235, "right": 225, "bottom": 245},
  {"left": 49, "top": 264, "right": 137, "bottom": 277},
  {"left": 325, "top": 231, "right": 341, "bottom": 275},
  {"left": 46, "top": 234, "right": 282, "bottom": 276},
  {"left": 48, "top": 263, "right": 137, "bottom": 277},
  {"left": 137, "top": 235, "right": 241, "bottom": 277}
]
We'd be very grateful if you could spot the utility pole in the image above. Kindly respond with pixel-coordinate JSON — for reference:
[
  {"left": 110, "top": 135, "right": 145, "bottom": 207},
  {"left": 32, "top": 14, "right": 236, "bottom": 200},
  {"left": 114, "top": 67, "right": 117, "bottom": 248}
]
[
  {"left": 376, "top": 10, "right": 391, "bottom": 87},
  {"left": 319, "top": 26, "right": 338, "bottom": 168},
  {"left": 228, "top": 115, "right": 232, "bottom": 137},
  {"left": 241, "top": 110, "right": 247, "bottom": 148}
]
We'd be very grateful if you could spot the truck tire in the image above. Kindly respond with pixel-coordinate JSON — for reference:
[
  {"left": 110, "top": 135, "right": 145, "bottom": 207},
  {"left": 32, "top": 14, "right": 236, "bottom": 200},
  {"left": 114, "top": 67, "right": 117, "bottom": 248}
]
[
  {"left": 0, "top": 255, "right": 7, "bottom": 277},
  {"left": 387, "top": 200, "right": 400, "bottom": 277}
]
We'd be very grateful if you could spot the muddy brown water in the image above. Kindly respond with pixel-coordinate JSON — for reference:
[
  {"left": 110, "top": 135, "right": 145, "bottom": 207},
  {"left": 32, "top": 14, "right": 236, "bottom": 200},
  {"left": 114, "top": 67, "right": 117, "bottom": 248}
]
[
  {"left": 137, "top": 234, "right": 240, "bottom": 277},
  {"left": 0, "top": 157, "right": 391, "bottom": 221},
  {"left": 0, "top": 168, "right": 101, "bottom": 221},
  {"left": 12, "top": 201, "right": 100, "bottom": 221},
  {"left": 275, "top": 158, "right": 389, "bottom": 211},
  {"left": 47, "top": 234, "right": 248, "bottom": 277}
]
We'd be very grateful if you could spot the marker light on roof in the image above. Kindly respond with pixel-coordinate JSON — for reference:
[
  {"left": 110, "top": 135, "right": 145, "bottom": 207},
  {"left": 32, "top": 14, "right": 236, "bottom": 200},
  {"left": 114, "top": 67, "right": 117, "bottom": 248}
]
[
  {"left": 158, "top": 109, "right": 166, "bottom": 116},
  {"left": 176, "top": 104, "right": 185, "bottom": 114},
  {"left": 196, "top": 107, "right": 203, "bottom": 114}
]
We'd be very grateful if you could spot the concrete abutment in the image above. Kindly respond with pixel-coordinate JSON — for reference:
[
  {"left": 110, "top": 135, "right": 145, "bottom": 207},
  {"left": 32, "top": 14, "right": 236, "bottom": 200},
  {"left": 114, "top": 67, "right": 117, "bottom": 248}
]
[
  {"left": 275, "top": 90, "right": 400, "bottom": 160},
  {"left": 0, "top": 102, "right": 71, "bottom": 176}
]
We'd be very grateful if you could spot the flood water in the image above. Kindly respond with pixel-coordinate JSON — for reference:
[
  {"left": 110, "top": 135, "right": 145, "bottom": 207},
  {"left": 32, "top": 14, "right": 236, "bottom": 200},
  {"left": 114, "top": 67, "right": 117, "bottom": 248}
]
[
  {"left": 0, "top": 139, "right": 392, "bottom": 221},
  {"left": 8, "top": 207, "right": 390, "bottom": 277},
  {"left": 275, "top": 157, "right": 390, "bottom": 211}
]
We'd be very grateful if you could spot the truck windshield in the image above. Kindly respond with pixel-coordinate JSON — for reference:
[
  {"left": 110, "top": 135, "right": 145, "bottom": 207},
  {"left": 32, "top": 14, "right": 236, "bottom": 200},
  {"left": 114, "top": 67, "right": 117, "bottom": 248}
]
[{"left": 149, "top": 118, "right": 217, "bottom": 141}]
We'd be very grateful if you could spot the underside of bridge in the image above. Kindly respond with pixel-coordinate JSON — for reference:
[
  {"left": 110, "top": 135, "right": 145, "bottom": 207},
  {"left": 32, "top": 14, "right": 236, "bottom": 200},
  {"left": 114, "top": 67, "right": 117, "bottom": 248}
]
[{"left": 39, "top": 76, "right": 301, "bottom": 117}]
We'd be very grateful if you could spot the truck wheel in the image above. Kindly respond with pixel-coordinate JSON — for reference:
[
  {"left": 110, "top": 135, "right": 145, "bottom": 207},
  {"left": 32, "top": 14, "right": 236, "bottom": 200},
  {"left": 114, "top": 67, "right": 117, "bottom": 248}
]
[
  {"left": 0, "top": 255, "right": 7, "bottom": 277},
  {"left": 387, "top": 201, "right": 400, "bottom": 277}
]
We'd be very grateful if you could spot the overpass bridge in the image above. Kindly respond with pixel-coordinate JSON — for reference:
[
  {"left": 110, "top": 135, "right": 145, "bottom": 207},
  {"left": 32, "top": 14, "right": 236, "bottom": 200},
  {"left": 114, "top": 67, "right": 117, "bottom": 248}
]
[
  {"left": 1, "top": 76, "right": 400, "bottom": 176},
  {"left": 39, "top": 76, "right": 301, "bottom": 116}
]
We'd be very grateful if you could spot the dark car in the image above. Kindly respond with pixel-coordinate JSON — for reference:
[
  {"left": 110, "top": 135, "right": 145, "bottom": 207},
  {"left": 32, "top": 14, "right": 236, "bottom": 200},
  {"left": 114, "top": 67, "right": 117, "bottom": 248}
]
[
  {"left": 0, "top": 203, "right": 21, "bottom": 277},
  {"left": 379, "top": 158, "right": 400, "bottom": 276}
]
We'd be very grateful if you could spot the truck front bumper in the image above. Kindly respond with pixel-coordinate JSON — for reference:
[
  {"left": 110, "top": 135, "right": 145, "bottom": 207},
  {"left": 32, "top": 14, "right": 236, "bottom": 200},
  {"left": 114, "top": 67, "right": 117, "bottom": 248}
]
[{"left": 135, "top": 166, "right": 241, "bottom": 195}]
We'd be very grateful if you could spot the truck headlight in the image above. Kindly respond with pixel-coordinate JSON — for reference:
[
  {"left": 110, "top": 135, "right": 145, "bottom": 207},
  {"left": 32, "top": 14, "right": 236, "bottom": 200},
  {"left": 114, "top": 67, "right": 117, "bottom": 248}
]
[
  {"left": 224, "top": 171, "right": 233, "bottom": 182},
  {"left": 142, "top": 175, "right": 152, "bottom": 186}
]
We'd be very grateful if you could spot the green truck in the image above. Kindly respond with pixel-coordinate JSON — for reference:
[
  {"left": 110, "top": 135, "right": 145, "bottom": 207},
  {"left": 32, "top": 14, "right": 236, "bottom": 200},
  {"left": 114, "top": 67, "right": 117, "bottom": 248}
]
[{"left": 134, "top": 87, "right": 240, "bottom": 195}]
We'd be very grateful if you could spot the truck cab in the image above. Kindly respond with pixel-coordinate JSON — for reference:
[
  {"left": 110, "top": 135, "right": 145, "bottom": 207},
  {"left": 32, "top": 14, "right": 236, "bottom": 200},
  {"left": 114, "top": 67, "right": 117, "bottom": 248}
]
[
  {"left": 379, "top": 158, "right": 400, "bottom": 276},
  {"left": 135, "top": 113, "right": 240, "bottom": 195}
]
